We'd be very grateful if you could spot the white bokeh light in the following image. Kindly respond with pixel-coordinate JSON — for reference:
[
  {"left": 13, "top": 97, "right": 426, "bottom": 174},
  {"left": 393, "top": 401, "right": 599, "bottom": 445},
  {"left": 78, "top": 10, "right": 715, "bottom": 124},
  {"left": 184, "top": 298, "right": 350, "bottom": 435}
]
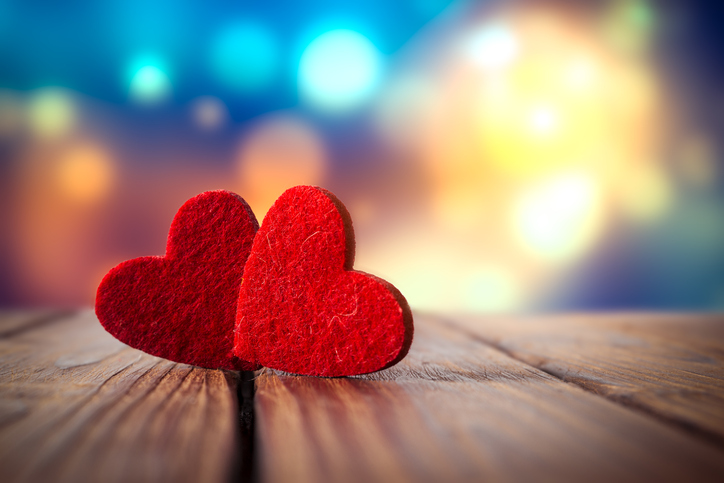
[
  {"left": 298, "top": 29, "right": 383, "bottom": 112},
  {"left": 513, "top": 173, "right": 605, "bottom": 263},
  {"left": 466, "top": 23, "right": 518, "bottom": 69}
]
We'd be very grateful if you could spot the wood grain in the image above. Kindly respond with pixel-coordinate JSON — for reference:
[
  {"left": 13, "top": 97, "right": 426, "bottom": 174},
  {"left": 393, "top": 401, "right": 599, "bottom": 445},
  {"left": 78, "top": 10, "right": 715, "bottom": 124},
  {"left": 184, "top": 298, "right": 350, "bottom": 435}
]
[
  {"left": 0, "top": 310, "right": 241, "bottom": 483},
  {"left": 254, "top": 314, "right": 724, "bottom": 483},
  {"left": 449, "top": 313, "right": 724, "bottom": 446},
  {"left": 3, "top": 310, "right": 724, "bottom": 482}
]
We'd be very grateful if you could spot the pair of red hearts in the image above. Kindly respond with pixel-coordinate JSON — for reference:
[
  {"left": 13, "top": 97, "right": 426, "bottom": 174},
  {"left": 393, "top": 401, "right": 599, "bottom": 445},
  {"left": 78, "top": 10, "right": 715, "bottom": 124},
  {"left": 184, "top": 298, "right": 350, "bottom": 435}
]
[{"left": 96, "top": 186, "right": 413, "bottom": 377}]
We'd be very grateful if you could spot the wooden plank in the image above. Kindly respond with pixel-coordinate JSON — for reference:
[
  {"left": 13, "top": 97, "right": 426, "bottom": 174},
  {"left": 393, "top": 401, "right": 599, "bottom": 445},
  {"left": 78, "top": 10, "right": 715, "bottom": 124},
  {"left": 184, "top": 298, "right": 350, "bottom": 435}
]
[
  {"left": 449, "top": 313, "right": 724, "bottom": 446},
  {"left": 254, "top": 314, "right": 724, "bottom": 483},
  {"left": 0, "top": 310, "right": 242, "bottom": 483}
]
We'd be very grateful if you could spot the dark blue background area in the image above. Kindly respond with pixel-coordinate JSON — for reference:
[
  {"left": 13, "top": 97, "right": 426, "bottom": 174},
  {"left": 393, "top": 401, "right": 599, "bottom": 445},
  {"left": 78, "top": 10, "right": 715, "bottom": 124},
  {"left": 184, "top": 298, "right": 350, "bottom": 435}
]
[{"left": 0, "top": 0, "right": 455, "bottom": 119}]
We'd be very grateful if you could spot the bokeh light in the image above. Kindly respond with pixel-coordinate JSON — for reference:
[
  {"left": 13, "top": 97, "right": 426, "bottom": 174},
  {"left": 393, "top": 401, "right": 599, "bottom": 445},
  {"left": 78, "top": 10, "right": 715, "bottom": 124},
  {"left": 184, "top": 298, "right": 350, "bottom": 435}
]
[
  {"left": 128, "top": 64, "right": 172, "bottom": 105},
  {"left": 527, "top": 104, "right": 560, "bottom": 136},
  {"left": 55, "top": 142, "right": 115, "bottom": 204},
  {"left": 28, "top": 88, "right": 76, "bottom": 139},
  {"left": 236, "top": 113, "right": 327, "bottom": 216},
  {"left": 512, "top": 173, "right": 604, "bottom": 263},
  {"left": 2, "top": 2, "right": 723, "bottom": 313},
  {"left": 298, "top": 29, "right": 383, "bottom": 112},
  {"left": 210, "top": 22, "right": 279, "bottom": 93},
  {"left": 465, "top": 22, "right": 519, "bottom": 69},
  {"left": 190, "top": 96, "right": 228, "bottom": 131}
]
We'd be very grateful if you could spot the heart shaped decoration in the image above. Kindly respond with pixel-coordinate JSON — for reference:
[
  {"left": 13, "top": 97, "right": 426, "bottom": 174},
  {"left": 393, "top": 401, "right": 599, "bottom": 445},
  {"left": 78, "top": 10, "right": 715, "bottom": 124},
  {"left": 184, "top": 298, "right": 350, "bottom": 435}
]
[
  {"left": 96, "top": 190, "right": 260, "bottom": 370},
  {"left": 234, "top": 185, "right": 414, "bottom": 376}
]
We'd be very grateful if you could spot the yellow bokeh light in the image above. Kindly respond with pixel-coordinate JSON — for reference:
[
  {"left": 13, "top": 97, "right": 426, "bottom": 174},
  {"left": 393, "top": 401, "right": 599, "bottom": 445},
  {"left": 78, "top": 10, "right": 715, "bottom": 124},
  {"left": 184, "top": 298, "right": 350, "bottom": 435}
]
[
  {"left": 28, "top": 88, "right": 76, "bottom": 139},
  {"left": 563, "top": 56, "right": 600, "bottom": 92},
  {"left": 471, "top": 52, "right": 618, "bottom": 177},
  {"left": 56, "top": 143, "right": 115, "bottom": 204},
  {"left": 236, "top": 113, "right": 327, "bottom": 217},
  {"left": 512, "top": 172, "right": 605, "bottom": 263},
  {"left": 419, "top": 8, "right": 661, "bottom": 255}
]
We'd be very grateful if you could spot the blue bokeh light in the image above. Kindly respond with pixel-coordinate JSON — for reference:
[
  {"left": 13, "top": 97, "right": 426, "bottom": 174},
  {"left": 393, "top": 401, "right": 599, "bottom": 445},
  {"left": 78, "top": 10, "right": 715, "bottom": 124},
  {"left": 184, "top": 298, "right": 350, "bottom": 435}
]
[
  {"left": 127, "top": 56, "right": 172, "bottom": 105},
  {"left": 210, "top": 22, "right": 279, "bottom": 94}
]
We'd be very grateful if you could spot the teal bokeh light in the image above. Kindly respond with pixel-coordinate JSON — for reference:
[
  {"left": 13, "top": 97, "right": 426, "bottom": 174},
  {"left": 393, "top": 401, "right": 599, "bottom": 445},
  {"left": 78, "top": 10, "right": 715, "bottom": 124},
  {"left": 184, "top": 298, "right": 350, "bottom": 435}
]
[
  {"left": 210, "top": 22, "right": 279, "bottom": 93},
  {"left": 298, "top": 29, "right": 383, "bottom": 112},
  {"left": 127, "top": 58, "right": 172, "bottom": 105}
]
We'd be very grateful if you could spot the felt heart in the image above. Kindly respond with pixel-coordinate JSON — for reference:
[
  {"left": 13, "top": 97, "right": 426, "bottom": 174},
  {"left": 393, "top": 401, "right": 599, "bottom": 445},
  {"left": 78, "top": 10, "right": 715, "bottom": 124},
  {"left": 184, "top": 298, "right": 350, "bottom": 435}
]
[
  {"left": 96, "top": 190, "right": 260, "bottom": 371},
  {"left": 234, "top": 185, "right": 414, "bottom": 377}
]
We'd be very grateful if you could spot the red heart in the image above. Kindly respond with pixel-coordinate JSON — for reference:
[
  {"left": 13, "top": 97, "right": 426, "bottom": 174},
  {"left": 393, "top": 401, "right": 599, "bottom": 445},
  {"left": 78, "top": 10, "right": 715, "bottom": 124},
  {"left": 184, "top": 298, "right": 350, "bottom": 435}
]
[
  {"left": 234, "top": 186, "right": 414, "bottom": 376},
  {"left": 96, "top": 190, "right": 260, "bottom": 371}
]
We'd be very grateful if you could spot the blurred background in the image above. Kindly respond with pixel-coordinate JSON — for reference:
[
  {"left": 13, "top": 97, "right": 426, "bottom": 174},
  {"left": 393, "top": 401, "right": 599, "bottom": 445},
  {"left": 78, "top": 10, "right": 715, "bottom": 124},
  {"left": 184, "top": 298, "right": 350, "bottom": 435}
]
[{"left": 1, "top": 0, "right": 723, "bottom": 313}]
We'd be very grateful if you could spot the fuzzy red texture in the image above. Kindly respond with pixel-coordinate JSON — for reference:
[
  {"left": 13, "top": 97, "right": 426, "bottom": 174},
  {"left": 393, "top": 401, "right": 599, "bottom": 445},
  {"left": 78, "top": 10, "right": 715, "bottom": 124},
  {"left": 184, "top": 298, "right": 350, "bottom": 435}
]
[
  {"left": 96, "top": 190, "right": 260, "bottom": 371},
  {"left": 234, "top": 185, "right": 414, "bottom": 377}
]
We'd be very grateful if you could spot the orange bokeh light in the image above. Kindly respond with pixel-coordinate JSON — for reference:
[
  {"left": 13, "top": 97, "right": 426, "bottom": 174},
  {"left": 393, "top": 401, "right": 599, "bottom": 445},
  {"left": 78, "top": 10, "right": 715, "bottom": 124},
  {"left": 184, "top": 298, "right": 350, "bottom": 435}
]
[
  {"left": 236, "top": 113, "right": 327, "bottom": 217},
  {"left": 55, "top": 143, "right": 115, "bottom": 204}
]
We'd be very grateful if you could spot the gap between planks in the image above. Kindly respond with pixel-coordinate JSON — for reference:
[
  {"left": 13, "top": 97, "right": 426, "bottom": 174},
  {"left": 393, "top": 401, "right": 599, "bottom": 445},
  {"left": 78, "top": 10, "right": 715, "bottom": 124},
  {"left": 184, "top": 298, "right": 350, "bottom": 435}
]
[
  {"left": 0, "top": 310, "right": 246, "bottom": 483},
  {"left": 438, "top": 314, "right": 724, "bottom": 453},
  {"left": 236, "top": 371, "right": 257, "bottom": 483}
]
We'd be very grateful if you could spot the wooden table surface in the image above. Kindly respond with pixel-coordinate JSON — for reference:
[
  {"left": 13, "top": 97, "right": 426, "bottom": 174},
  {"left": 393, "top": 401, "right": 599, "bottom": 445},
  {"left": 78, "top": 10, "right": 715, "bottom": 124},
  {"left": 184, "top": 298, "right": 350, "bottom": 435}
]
[{"left": 1, "top": 310, "right": 723, "bottom": 482}]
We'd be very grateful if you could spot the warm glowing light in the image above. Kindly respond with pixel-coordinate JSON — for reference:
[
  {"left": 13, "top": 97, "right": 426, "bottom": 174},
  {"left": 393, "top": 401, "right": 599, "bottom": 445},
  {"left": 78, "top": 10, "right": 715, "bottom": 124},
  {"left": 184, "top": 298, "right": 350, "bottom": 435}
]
[
  {"left": 298, "top": 29, "right": 382, "bottom": 112},
  {"left": 419, "top": 9, "right": 662, "bottom": 303},
  {"left": 56, "top": 143, "right": 115, "bottom": 204},
  {"left": 466, "top": 23, "right": 518, "bottom": 69},
  {"left": 513, "top": 173, "right": 604, "bottom": 263},
  {"left": 28, "top": 88, "right": 75, "bottom": 138},
  {"left": 211, "top": 22, "right": 278, "bottom": 93},
  {"left": 465, "top": 267, "right": 521, "bottom": 312},
  {"left": 470, "top": 54, "right": 613, "bottom": 176},
  {"left": 528, "top": 105, "right": 560, "bottom": 136},
  {"left": 355, "top": 228, "right": 533, "bottom": 314},
  {"left": 563, "top": 57, "right": 599, "bottom": 91},
  {"left": 129, "top": 65, "right": 171, "bottom": 105},
  {"left": 190, "top": 96, "right": 228, "bottom": 131},
  {"left": 236, "top": 113, "right": 327, "bottom": 216}
]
